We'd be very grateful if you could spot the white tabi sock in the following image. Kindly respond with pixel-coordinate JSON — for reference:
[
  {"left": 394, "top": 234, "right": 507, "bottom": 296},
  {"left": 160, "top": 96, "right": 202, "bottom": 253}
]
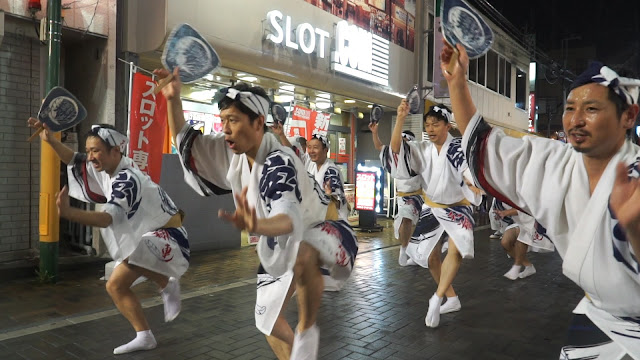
[
  {"left": 519, "top": 265, "right": 536, "bottom": 279},
  {"left": 440, "top": 296, "right": 461, "bottom": 314},
  {"left": 291, "top": 324, "right": 320, "bottom": 360},
  {"left": 503, "top": 265, "right": 522, "bottom": 280},
  {"left": 398, "top": 246, "right": 409, "bottom": 266},
  {"left": 161, "top": 277, "right": 181, "bottom": 322},
  {"left": 425, "top": 293, "right": 442, "bottom": 328},
  {"left": 113, "top": 330, "right": 157, "bottom": 355}
]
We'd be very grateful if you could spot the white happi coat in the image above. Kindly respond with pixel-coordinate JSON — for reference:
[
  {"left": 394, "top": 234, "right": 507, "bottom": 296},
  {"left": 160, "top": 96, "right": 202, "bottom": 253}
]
[
  {"left": 463, "top": 112, "right": 640, "bottom": 356},
  {"left": 176, "top": 126, "right": 328, "bottom": 278},
  {"left": 303, "top": 153, "right": 350, "bottom": 222},
  {"left": 67, "top": 154, "right": 189, "bottom": 278}
]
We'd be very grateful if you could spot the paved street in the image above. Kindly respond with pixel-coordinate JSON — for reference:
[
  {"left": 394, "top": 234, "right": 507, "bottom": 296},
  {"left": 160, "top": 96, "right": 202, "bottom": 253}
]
[{"left": 0, "top": 224, "right": 584, "bottom": 359}]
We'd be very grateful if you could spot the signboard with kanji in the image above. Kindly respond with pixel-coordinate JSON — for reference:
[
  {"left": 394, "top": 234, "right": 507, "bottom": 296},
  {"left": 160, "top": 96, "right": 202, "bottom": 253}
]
[{"left": 355, "top": 171, "right": 377, "bottom": 211}]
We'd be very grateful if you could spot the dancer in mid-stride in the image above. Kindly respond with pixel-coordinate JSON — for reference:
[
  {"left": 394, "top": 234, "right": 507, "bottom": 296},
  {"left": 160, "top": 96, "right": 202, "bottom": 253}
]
[
  {"left": 28, "top": 119, "right": 189, "bottom": 355},
  {"left": 156, "top": 67, "right": 357, "bottom": 359},
  {"left": 383, "top": 102, "right": 482, "bottom": 328},
  {"left": 442, "top": 41, "right": 640, "bottom": 358}
]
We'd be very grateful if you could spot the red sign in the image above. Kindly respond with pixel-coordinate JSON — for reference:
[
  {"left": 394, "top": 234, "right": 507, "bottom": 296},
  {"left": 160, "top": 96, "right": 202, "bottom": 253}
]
[
  {"left": 128, "top": 72, "right": 168, "bottom": 183},
  {"left": 355, "top": 171, "right": 377, "bottom": 211},
  {"left": 286, "top": 105, "right": 331, "bottom": 140},
  {"left": 528, "top": 92, "right": 536, "bottom": 132}
]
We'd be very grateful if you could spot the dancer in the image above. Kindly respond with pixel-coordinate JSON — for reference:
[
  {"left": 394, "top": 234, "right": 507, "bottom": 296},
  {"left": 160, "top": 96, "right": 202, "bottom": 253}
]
[
  {"left": 497, "top": 207, "right": 555, "bottom": 280},
  {"left": 155, "top": 68, "right": 357, "bottom": 360},
  {"left": 489, "top": 198, "right": 509, "bottom": 239},
  {"left": 443, "top": 42, "right": 640, "bottom": 358},
  {"left": 27, "top": 119, "right": 189, "bottom": 355},
  {"left": 383, "top": 102, "right": 482, "bottom": 328},
  {"left": 371, "top": 123, "right": 423, "bottom": 266}
]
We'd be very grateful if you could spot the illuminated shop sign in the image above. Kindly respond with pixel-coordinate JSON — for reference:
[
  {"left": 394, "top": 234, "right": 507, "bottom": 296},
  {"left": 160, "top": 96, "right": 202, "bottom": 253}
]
[{"left": 265, "top": 11, "right": 389, "bottom": 86}]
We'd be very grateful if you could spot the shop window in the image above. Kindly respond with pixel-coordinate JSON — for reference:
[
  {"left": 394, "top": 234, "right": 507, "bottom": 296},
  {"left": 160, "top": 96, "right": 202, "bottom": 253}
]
[
  {"left": 427, "top": 13, "right": 434, "bottom": 83},
  {"left": 477, "top": 55, "right": 485, "bottom": 86},
  {"left": 498, "top": 57, "right": 505, "bottom": 95},
  {"left": 486, "top": 50, "right": 498, "bottom": 92},
  {"left": 505, "top": 61, "right": 512, "bottom": 98},
  {"left": 515, "top": 68, "right": 527, "bottom": 110},
  {"left": 469, "top": 58, "right": 478, "bottom": 83}
]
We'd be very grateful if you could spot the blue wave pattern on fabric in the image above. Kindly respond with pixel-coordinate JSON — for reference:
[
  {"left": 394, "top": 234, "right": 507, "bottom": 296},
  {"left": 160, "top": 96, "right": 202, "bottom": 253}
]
[
  {"left": 323, "top": 167, "right": 347, "bottom": 206},
  {"left": 110, "top": 170, "right": 142, "bottom": 220},
  {"left": 446, "top": 137, "right": 466, "bottom": 171},
  {"left": 259, "top": 151, "right": 302, "bottom": 211}
]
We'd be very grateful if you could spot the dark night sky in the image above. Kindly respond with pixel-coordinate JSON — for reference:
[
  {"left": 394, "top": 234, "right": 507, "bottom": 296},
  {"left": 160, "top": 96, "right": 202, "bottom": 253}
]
[{"left": 484, "top": 0, "right": 640, "bottom": 75}]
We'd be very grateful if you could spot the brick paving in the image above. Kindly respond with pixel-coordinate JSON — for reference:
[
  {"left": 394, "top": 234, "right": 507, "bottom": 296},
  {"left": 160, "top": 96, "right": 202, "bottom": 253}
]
[{"left": 0, "top": 215, "right": 585, "bottom": 359}]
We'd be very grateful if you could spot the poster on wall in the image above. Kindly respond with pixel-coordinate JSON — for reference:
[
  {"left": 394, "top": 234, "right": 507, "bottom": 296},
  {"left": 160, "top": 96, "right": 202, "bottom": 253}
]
[
  {"left": 128, "top": 72, "right": 168, "bottom": 184},
  {"left": 286, "top": 105, "right": 332, "bottom": 140},
  {"left": 183, "top": 110, "right": 222, "bottom": 134},
  {"left": 301, "top": 0, "right": 414, "bottom": 52},
  {"left": 355, "top": 171, "right": 377, "bottom": 211}
]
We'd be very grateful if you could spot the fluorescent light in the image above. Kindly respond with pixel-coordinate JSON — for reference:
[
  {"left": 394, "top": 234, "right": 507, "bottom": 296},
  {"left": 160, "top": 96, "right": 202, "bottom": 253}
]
[
  {"left": 367, "top": 104, "right": 373, "bottom": 108},
  {"left": 317, "top": 93, "right": 331, "bottom": 99},
  {"left": 189, "top": 89, "right": 217, "bottom": 101},
  {"left": 358, "top": 112, "right": 364, "bottom": 119},
  {"left": 280, "top": 84, "right": 295, "bottom": 92},
  {"left": 204, "top": 74, "right": 214, "bottom": 81},
  {"left": 334, "top": 107, "right": 342, "bottom": 114},
  {"left": 239, "top": 76, "right": 258, "bottom": 82},
  {"left": 344, "top": 99, "right": 356, "bottom": 104},
  {"left": 274, "top": 94, "right": 294, "bottom": 103},
  {"left": 316, "top": 102, "right": 331, "bottom": 110},
  {"left": 237, "top": 73, "right": 246, "bottom": 77}
]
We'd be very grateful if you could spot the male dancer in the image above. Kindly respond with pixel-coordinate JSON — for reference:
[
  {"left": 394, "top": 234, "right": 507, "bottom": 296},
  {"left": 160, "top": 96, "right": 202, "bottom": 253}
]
[
  {"left": 370, "top": 123, "right": 423, "bottom": 266},
  {"left": 383, "top": 103, "right": 482, "bottom": 328},
  {"left": 443, "top": 42, "right": 640, "bottom": 358},
  {"left": 497, "top": 207, "right": 554, "bottom": 280},
  {"left": 155, "top": 68, "right": 357, "bottom": 359},
  {"left": 27, "top": 119, "right": 189, "bottom": 355}
]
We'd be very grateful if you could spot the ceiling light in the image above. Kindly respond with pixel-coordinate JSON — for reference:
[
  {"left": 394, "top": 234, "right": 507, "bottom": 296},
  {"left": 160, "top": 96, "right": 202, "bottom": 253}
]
[
  {"left": 334, "top": 107, "right": 342, "bottom": 114},
  {"left": 317, "top": 93, "right": 331, "bottom": 99},
  {"left": 316, "top": 102, "right": 331, "bottom": 110},
  {"left": 237, "top": 73, "right": 246, "bottom": 77},
  {"left": 344, "top": 99, "right": 356, "bottom": 103},
  {"left": 189, "top": 89, "right": 217, "bottom": 101},
  {"left": 358, "top": 112, "right": 364, "bottom": 119},
  {"left": 280, "top": 84, "right": 295, "bottom": 92},
  {"left": 367, "top": 104, "right": 373, "bottom": 108},
  {"left": 239, "top": 76, "right": 258, "bottom": 82},
  {"left": 204, "top": 74, "right": 214, "bottom": 81},
  {"left": 274, "top": 94, "right": 294, "bottom": 103}
]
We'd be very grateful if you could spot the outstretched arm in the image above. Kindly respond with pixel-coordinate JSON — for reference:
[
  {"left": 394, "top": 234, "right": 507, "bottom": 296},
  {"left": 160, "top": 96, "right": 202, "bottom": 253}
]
[
  {"left": 154, "top": 67, "right": 186, "bottom": 145},
  {"left": 390, "top": 99, "right": 410, "bottom": 154},
  {"left": 440, "top": 42, "right": 477, "bottom": 135},
  {"left": 271, "top": 123, "right": 292, "bottom": 147},
  {"left": 369, "top": 122, "right": 384, "bottom": 151},
  {"left": 56, "top": 186, "right": 112, "bottom": 227}
]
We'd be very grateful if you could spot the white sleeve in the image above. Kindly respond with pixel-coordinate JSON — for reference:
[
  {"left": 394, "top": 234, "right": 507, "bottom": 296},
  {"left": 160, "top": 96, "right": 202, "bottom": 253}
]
[
  {"left": 380, "top": 141, "right": 428, "bottom": 180},
  {"left": 462, "top": 111, "right": 572, "bottom": 218},
  {"left": 609, "top": 161, "right": 640, "bottom": 282},
  {"left": 66, "top": 152, "right": 108, "bottom": 203},
  {"left": 176, "top": 123, "right": 233, "bottom": 196}
]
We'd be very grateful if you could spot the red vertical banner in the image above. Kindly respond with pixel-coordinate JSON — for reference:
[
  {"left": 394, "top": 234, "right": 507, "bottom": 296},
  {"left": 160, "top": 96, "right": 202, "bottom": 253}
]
[{"left": 128, "top": 72, "right": 167, "bottom": 183}]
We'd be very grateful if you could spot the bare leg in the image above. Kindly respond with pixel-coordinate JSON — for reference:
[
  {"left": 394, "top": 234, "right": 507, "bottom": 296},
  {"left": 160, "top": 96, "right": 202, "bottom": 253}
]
[
  {"left": 127, "top": 263, "right": 169, "bottom": 289},
  {"left": 428, "top": 241, "right": 456, "bottom": 298},
  {"left": 500, "top": 227, "right": 518, "bottom": 261},
  {"left": 514, "top": 240, "right": 532, "bottom": 267},
  {"left": 293, "top": 242, "right": 323, "bottom": 332},
  {"left": 398, "top": 218, "right": 413, "bottom": 247},
  {"left": 266, "top": 281, "right": 296, "bottom": 360},
  {"left": 435, "top": 239, "right": 462, "bottom": 298},
  {"left": 106, "top": 261, "right": 150, "bottom": 331}
]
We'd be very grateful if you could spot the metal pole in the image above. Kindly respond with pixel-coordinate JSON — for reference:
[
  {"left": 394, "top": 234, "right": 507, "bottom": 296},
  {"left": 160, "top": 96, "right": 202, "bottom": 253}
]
[{"left": 39, "top": 0, "right": 62, "bottom": 283}]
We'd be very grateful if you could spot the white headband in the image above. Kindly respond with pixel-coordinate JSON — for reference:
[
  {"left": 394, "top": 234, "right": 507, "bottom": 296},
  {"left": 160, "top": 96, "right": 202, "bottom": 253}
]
[
  {"left": 91, "top": 125, "right": 128, "bottom": 153},
  {"left": 223, "top": 88, "right": 270, "bottom": 117},
  {"left": 592, "top": 66, "right": 640, "bottom": 105}
]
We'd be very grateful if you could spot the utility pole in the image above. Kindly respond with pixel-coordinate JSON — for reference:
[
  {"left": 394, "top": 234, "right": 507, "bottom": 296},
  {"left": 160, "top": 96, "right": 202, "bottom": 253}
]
[{"left": 39, "top": 0, "right": 62, "bottom": 283}]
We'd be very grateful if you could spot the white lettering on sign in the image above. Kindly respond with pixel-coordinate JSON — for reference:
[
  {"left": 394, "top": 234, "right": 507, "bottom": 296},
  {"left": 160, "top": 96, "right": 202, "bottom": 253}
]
[
  {"left": 266, "top": 10, "right": 330, "bottom": 58},
  {"left": 265, "top": 12, "right": 389, "bottom": 86},
  {"left": 331, "top": 20, "right": 389, "bottom": 86}
]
